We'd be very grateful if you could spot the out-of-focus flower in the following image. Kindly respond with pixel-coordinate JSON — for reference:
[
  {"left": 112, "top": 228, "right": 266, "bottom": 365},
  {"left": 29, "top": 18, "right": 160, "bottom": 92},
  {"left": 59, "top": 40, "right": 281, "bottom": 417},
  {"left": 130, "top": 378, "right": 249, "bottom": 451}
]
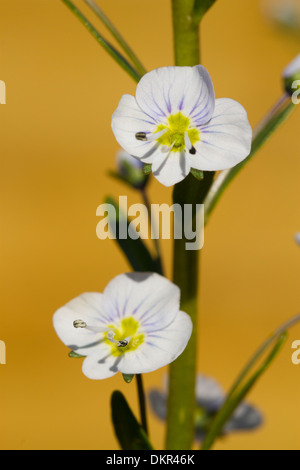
[
  {"left": 111, "top": 66, "right": 252, "bottom": 187},
  {"left": 115, "top": 149, "right": 149, "bottom": 189},
  {"left": 149, "top": 375, "right": 263, "bottom": 440},
  {"left": 53, "top": 273, "right": 192, "bottom": 380},
  {"left": 295, "top": 233, "right": 300, "bottom": 246},
  {"left": 262, "top": 0, "right": 300, "bottom": 30},
  {"left": 283, "top": 54, "right": 300, "bottom": 94}
]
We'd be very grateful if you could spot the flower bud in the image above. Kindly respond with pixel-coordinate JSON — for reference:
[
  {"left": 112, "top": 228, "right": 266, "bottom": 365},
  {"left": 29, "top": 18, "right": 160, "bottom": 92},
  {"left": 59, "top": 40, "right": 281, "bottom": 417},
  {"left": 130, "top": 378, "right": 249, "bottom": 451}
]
[{"left": 116, "top": 150, "right": 149, "bottom": 189}]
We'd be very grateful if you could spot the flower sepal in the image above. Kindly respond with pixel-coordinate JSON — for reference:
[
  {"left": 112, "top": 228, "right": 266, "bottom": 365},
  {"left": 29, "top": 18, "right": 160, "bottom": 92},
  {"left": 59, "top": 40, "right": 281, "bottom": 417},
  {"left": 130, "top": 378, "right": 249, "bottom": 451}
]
[
  {"left": 68, "top": 350, "right": 85, "bottom": 359},
  {"left": 190, "top": 168, "right": 204, "bottom": 181},
  {"left": 122, "top": 373, "right": 134, "bottom": 383}
]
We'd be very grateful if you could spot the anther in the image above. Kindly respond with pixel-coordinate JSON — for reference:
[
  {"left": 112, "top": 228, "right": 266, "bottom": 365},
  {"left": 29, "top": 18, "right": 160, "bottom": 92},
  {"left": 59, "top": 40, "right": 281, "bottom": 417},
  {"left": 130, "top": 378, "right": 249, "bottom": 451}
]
[
  {"left": 117, "top": 339, "right": 129, "bottom": 348},
  {"left": 73, "top": 320, "right": 87, "bottom": 329},
  {"left": 135, "top": 132, "right": 147, "bottom": 141},
  {"left": 189, "top": 146, "right": 196, "bottom": 155}
]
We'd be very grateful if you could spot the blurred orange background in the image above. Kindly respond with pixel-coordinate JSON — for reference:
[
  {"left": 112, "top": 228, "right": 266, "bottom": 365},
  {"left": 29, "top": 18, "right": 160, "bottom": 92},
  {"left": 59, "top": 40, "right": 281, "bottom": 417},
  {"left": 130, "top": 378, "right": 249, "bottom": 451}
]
[{"left": 1, "top": 0, "right": 300, "bottom": 450}]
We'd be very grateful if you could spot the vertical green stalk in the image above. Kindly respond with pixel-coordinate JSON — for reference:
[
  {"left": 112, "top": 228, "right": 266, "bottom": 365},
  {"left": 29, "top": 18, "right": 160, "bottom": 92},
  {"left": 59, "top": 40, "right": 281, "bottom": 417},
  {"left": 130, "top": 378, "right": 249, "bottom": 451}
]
[
  {"left": 166, "top": 1, "right": 202, "bottom": 450},
  {"left": 171, "top": 0, "right": 200, "bottom": 66}
]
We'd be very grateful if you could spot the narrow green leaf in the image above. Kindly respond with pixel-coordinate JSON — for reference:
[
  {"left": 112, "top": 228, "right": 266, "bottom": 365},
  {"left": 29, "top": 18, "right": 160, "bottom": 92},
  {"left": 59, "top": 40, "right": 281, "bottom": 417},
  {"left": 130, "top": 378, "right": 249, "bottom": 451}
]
[
  {"left": 61, "top": 0, "right": 141, "bottom": 82},
  {"left": 105, "top": 196, "right": 157, "bottom": 272},
  {"left": 122, "top": 373, "right": 134, "bottom": 384},
  {"left": 202, "top": 333, "right": 287, "bottom": 450},
  {"left": 84, "top": 0, "right": 147, "bottom": 77},
  {"left": 201, "top": 313, "right": 300, "bottom": 450},
  {"left": 111, "top": 391, "right": 154, "bottom": 450},
  {"left": 204, "top": 95, "right": 296, "bottom": 223}
]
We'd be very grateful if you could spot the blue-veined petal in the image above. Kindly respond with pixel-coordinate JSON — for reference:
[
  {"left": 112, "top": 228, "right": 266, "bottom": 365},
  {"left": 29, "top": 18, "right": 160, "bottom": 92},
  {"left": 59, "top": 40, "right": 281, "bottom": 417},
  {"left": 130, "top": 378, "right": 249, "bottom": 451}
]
[
  {"left": 119, "top": 311, "right": 192, "bottom": 374},
  {"left": 82, "top": 344, "right": 124, "bottom": 380},
  {"left": 53, "top": 293, "right": 109, "bottom": 355},
  {"left": 152, "top": 150, "right": 190, "bottom": 187},
  {"left": 111, "top": 94, "right": 157, "bottom": 159},
  {"left": 188, "top": 98, "right": 252, "bottom": 171},
  {"left": 102, "top": 273, "right": 181, "bottom": 332},
  {"left": 136, "top": 66, "right": 215, "bottom": 124}
]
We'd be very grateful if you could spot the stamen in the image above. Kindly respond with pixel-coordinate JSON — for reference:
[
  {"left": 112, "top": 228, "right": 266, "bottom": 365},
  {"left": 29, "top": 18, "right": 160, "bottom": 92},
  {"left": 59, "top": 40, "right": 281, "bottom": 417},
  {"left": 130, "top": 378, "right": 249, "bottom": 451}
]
[
  {"left": 161, "top": 142, "right": 175, "bottom": 153},
  {"left": 73, "top": 320, "right": 108, "bottom": 333},
  {"left": 107, "top": 330, "right": 118, "bottom": 343},
  {"left": 73, "top": 320, "right": 87, "bottom": 329},
  {"left": 136, "top": 129, "right": 168, "bottom": 142},
  {"left": 184, "top": 131, "right": 192, "bottom": 151},
  {"left": 147, "top": 128, "right": 168, "bottom": 142},
  {"left": 185, "top": 132, "right": 197, "bottom": 154}
]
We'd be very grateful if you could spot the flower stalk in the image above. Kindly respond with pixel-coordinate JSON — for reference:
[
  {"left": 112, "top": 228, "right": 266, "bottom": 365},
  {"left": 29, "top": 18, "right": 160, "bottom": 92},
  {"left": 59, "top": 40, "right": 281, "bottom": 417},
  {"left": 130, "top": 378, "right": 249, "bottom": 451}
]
[{"left": 136, "top": 374, "right": 149, "bottom": 436}]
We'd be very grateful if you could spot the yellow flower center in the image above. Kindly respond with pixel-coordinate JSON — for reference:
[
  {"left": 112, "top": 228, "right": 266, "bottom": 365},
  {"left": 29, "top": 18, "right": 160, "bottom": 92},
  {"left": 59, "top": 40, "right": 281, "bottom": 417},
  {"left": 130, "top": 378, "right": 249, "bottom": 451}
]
[
  {"left": 155, "top": 112, "right": 200, "bottom": 152},
  {"left": 105, "top": 317, "right": 145, "bottom": 357}
]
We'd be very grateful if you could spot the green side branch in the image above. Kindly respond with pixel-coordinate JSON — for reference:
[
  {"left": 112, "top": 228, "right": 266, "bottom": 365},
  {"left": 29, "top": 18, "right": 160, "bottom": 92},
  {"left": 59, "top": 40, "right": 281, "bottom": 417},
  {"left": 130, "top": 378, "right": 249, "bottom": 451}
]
[
  {"left": 83, "top": 0, "right": 147, "bottom": 76},
  {"left": 204, "top": 94, "right": 296, "bottom": 223},
  {"left": 61, "top": 0, "right": 141, "bottom": 82}
]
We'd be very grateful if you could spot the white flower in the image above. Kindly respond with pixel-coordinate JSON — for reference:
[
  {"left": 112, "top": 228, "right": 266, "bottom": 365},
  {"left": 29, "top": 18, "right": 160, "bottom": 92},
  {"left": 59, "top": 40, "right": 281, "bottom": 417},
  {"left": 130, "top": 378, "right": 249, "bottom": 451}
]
[
  {"left": 295, "top": 233, "right": 300, "bottom": 246},
  {"left": 111, "top": 66, "right": 252, "bottom": 187},
  {"left": 53, "top": 272, "right": 192, "bottom": 380}
]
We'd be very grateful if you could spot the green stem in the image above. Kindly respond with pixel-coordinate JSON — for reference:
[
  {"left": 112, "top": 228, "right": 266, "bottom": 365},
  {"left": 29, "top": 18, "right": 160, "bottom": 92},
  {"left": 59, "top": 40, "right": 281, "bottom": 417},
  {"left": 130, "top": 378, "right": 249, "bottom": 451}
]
[
  {"left": 204, "top": 93, "right": 296, "bottom": 223},
  {"left": 141, "top": 187, "right": 165, "bottom": 276},
  {"left": 136, "top": 374, "right": 148, "bottom": 436},
  {"left": 61, "top": 0, "right": 141, "bottom": 83},
  {"left": 83, "top": 0, "right": 147, "bottom": 77},
  {"left": 171, "top": 0, "right": 200, "bottom": 66},
  {"left": 166, "top": 173, "right": 214, "bottom": 450},
  {"left": 193, "top": 0, "right": 217, "bottom": 23},
  {"left": 166, "top": 0, "right": 205, "bottom": 450}
]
